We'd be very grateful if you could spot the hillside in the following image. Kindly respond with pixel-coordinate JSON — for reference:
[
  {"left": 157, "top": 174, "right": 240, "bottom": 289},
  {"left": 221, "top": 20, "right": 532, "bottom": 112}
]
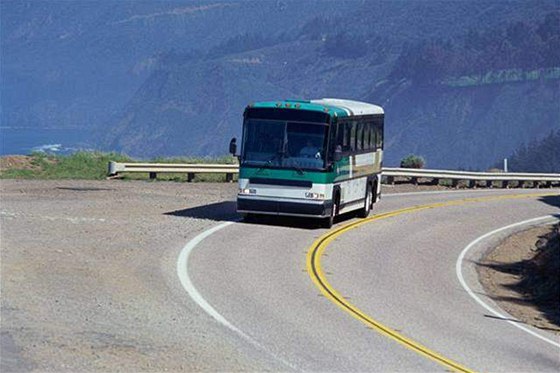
[
  {"left": 499, "top": 129, "right": 560, "bottom": 173},
  {"left": 101, "top": 2, "right": 559, "bottom": 169},
  {"left": 2, "top": 1, "right": 559, "bottom": 170}
]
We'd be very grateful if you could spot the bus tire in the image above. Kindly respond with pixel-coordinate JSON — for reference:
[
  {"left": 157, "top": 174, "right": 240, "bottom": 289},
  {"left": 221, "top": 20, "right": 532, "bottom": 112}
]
[
  {"left": 243, "top": 213, "right": 256, "bottom": 223},
  {"left": 358, "top": 184, "right": 373, "bottom": 218},
  {"left": 323, "top": 198, "right": 338, "bottom": 229}
]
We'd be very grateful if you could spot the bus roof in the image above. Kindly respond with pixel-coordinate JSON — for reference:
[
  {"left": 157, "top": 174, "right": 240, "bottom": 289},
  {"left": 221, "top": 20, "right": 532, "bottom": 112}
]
[{"left": 248, "top": 98, "right": 384, "bottom": 118}]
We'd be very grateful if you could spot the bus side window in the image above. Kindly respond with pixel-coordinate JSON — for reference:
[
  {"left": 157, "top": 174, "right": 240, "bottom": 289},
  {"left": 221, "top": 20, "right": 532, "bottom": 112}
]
[
  {"left": 342, "top": 121, "right": 349, "bottom": 151},
  {"left": 365, "top": 121, "right": 372, "bottom": 150},
  {"left": 374, "top": 117, "right": 383, "bottom": 149},
  {"left": 330, "top": 123, "right": 340, "bottom": 155},
  {"left": 365, "top": 121, "right": 375, "bottom": 150},
  {"left": 342, "top": 121, "right": 353, "bottom": 152},
  {"left": 369, "top": 120, "right": 376, "bottom": 150},
  {"left": 356, "top": 122, "right": 363, "bottom": 151},
  {"left": 349, "top": 121, "right": 356, "bottom": 152}
]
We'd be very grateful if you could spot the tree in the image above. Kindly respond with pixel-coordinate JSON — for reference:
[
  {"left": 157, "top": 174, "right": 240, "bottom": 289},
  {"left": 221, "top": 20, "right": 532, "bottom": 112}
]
[{"left": 400, "top": 154, "right": 426, "bottom": 169}]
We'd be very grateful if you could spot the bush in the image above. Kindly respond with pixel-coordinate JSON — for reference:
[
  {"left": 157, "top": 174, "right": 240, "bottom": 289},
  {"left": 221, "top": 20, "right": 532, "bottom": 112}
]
[{"left": 400, "top": 154, "right": 426, "bottom": 169}]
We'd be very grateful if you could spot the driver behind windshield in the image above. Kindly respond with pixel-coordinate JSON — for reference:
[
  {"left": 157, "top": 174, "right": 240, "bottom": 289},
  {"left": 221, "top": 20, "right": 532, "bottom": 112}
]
[{"left": 299, "top": 140, "right": 321, "bottom": 159}]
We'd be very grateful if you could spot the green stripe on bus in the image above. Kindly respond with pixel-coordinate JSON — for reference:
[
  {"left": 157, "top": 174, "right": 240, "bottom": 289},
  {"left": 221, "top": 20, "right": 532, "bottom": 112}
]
[
  {"left": 239, "top": 167, "right": 336, "bottom": 184},
  {"left": 250, "top": 101, "right": 348, "bottom": 118}
]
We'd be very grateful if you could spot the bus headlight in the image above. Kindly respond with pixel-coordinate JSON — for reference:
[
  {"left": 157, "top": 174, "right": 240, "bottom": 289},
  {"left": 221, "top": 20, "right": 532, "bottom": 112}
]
[
  {"left": 239, "top": 188, "right": 257, "bottom": 195},
  {"left": 305, "top": 192, "right": 325, "bottom": 199}
]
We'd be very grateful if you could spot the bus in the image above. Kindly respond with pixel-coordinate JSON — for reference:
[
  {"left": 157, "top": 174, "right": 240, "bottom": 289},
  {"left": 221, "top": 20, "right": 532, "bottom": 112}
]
[{"left": 229, "top": 98, "right": 384, "bottom": 228}]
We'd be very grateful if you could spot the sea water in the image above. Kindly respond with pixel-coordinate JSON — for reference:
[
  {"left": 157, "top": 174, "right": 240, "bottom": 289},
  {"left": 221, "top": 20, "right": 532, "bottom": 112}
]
[{"left": 0, "top": 127, "right": 96, "bottom": 155}]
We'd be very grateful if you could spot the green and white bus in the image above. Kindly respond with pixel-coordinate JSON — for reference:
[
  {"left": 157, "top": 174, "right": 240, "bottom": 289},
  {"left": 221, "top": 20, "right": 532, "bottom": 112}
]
[{"left": 229, "top": 98, "right": 384, "bottom": 228}]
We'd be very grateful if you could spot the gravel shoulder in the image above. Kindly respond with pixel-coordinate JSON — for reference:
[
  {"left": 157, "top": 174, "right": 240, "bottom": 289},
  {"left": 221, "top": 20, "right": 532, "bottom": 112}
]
[{"left": 478, "top": 224, "right": 560, "bottom": 335}]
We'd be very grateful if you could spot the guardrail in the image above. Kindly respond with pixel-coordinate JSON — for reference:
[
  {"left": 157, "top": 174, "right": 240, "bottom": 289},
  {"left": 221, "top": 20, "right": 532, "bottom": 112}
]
[
  {"left": 382, "top": 167, "right": 560, "bottom": 188},
  {"left": 108, "top": 162, "right": 239, "bottom": 182},
  {"left": 107, "top": 161, "right": 560, "bottom": 188}
]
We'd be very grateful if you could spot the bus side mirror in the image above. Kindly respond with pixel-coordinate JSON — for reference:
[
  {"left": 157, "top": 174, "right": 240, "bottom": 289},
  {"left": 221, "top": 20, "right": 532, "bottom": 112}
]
[
  {"left": 333, "top": 146, "right": 342, "bottom": 162},
  {"left": 229, "top": 137, "right": 237, "bottom": 155}
]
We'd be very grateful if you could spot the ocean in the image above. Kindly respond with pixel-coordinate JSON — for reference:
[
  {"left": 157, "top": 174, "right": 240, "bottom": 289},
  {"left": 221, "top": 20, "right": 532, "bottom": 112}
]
[{"left": 0, "top": 127, "right": 96, "bottom": 156}]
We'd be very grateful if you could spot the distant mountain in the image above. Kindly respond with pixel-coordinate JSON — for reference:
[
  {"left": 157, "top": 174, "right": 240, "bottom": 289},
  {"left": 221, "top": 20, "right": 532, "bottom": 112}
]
[
  {"left": 100, "top": 1, "right": 559, "bottom": 169},
  {"left": 1, "top": 0, "right": 351, "bottom": 131},
  {"left": 2, "top": 0, "right": 559, "bottom": 170}
]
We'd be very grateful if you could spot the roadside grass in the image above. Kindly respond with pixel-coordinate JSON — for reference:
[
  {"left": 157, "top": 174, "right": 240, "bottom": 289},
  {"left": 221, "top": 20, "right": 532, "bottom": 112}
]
[{"left": 0, "top": 152, "right": 237, "bottom": 181}]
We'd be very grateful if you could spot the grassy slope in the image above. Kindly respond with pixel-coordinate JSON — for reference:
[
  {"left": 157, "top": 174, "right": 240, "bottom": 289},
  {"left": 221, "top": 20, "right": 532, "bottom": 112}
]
[{"left": 0, "top": 152, "right": 237, "bottom": 182}]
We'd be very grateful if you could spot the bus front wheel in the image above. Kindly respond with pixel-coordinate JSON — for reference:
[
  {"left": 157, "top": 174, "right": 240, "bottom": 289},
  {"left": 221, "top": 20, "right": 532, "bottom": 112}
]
[{"left": 323, "top": 201, "right": 337, "bottom": 229}]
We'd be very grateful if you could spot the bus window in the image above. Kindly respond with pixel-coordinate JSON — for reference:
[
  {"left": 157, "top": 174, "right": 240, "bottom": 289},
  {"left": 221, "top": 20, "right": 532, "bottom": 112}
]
[
  {"left": 356, "top": 122, "right": 363, "bottom": 151},
  {"left": 365, "top": 120, "right": 373, "bottom": 150},
  {"left": 374, "top": 117, "right": 383, "bottom": 149},
  {"left": 369, "top": 121, "right": 375, "bottom": 150},
  {"left": 329, "top": 123, "right": 339, "bottom": 156},
  {"left": 342, "top": 121, "right": 352, "bottom": 152},
  {"left": 349, "top": 121, "right": 356, "bottom": 151}
]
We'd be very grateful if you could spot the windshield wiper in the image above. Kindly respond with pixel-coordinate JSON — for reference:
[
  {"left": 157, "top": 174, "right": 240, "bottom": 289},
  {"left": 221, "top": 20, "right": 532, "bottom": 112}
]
[
  {"left": 284, "top": 149, "right": 305, "bottom": 175},
  {"left": 292, "top": 161, "right": 305, "bottom": 175},
  {"left": 256, "top": 153, "right": 279, "bottom": 172}
]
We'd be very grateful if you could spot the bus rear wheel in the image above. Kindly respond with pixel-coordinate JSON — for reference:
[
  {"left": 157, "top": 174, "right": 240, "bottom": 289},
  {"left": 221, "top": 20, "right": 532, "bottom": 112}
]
[
  {"left": 242, "top": 213, "right": 256, "bottom": 223},
  {"left": 358, "top": 185, "right": 373, "bottom": 218}
]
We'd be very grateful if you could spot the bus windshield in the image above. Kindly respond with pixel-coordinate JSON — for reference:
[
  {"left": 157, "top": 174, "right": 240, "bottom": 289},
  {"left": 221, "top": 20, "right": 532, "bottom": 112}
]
[{"left": 241, "top": 119, "right": 328, "bottom": 170}]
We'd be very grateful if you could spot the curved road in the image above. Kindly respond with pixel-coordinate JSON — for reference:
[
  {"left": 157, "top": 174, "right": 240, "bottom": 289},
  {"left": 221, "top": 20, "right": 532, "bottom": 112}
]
[{"left": 186, "top": 189, "right": 560, "bottom": 371}]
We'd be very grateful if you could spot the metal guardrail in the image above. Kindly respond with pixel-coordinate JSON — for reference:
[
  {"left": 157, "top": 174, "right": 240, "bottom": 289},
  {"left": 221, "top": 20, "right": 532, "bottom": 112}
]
[
  {"left": 108, "top": 161, "right": 239, "bottom": 182},
  {"left": 107, "top": 161, "right": 560, "bottom": 187},
  {"left": 382, "top": 167, "right": 560, "bottom": 187}
]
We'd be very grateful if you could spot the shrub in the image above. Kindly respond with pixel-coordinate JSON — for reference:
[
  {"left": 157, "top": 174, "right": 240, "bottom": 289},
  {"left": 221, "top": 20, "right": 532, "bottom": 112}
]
[{"left": 400, "top": 154, "right": 426, "bottom": 169}]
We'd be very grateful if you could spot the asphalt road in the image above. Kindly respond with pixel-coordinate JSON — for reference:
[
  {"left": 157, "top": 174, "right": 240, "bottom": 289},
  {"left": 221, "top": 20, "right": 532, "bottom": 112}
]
[
  {"left": 188, "top": 188, "right": 560, "bottom": 372},
  {"left": 2, "top": 180, "right": 559, "bottom": 371}
]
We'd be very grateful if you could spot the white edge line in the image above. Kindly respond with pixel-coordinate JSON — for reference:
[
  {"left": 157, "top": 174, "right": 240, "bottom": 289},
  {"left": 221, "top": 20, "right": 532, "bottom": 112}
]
[
  {"left": 176, "top": 221, "right": 300, "bottom": 371},
  {"left": 456, "top": 215, "right": 560, "bottom": 348},
  {"left": 177, "top": 221, "right": 239, "bottom": 331}
]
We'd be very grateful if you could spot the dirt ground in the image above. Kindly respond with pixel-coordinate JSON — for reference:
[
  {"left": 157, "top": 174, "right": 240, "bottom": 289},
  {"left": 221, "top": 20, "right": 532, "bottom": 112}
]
[
  {"left": 0, "top": 156, "right": 36, "bottom": 171},
  {"left": 1, "top": 179, "right": 263, "bottom": 372},
  {"left": 478, "top": 225, "right": 560, "bottom": 335}
]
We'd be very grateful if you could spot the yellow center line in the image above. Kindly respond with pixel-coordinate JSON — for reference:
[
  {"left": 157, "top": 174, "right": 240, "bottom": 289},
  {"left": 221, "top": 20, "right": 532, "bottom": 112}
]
[{"left": 306, "top": 191, "right": 558, "bottom": 373}]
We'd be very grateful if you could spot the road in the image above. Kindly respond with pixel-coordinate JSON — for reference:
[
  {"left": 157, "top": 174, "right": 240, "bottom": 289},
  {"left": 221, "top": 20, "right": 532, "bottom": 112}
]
[
  {"left": 187, "top": 189, "right": 560, "bottom": 371},
  {"left": 1, "top": 180, "right": 559, "bottom": 371}
]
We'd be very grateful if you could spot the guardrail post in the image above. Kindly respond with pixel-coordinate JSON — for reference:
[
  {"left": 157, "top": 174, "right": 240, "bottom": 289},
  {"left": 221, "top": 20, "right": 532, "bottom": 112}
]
[
  {"left": 485, "top": 180, "right": 493, "bottom": 188},
  {"left": 386, "top": 176, "right": 394, "bottom": 185},
  {"left": 411, "top": 177, "right": 418, "bottom": 185},
  {"left": 149, "top": 172, "right": 157, "bottom": 180},
  {"left": 187, "top": 173, "right": 195, "bottom": 182},
  {"left": 108, "top": 161, "right": 117, "bottom": 176},
  {"left": 467, "top": 180, "right": 476, "bottom": 189},
  {"left": 451, "top": 179, "right": 459, "bottom": 188},
  {"left": 517, "top": 180, "right": 524, "bottom": 188},
  {"left": 545, "top": 181, "right": 552, "bottom": 188},
  {"left": 225, "top": 173, "right": 234, "bottom": 183},
  {"left": 431, "top": 178, "right": 439, "bottom": 186},
  {"left": 500, "top": 180, "right": 508, "bottom": 188}
]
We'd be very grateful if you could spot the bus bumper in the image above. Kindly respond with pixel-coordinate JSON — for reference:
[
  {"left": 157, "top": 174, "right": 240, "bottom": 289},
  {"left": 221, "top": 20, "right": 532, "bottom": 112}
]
[{"left": 237, "top": 196, "right": 333, "bottom": 218}]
